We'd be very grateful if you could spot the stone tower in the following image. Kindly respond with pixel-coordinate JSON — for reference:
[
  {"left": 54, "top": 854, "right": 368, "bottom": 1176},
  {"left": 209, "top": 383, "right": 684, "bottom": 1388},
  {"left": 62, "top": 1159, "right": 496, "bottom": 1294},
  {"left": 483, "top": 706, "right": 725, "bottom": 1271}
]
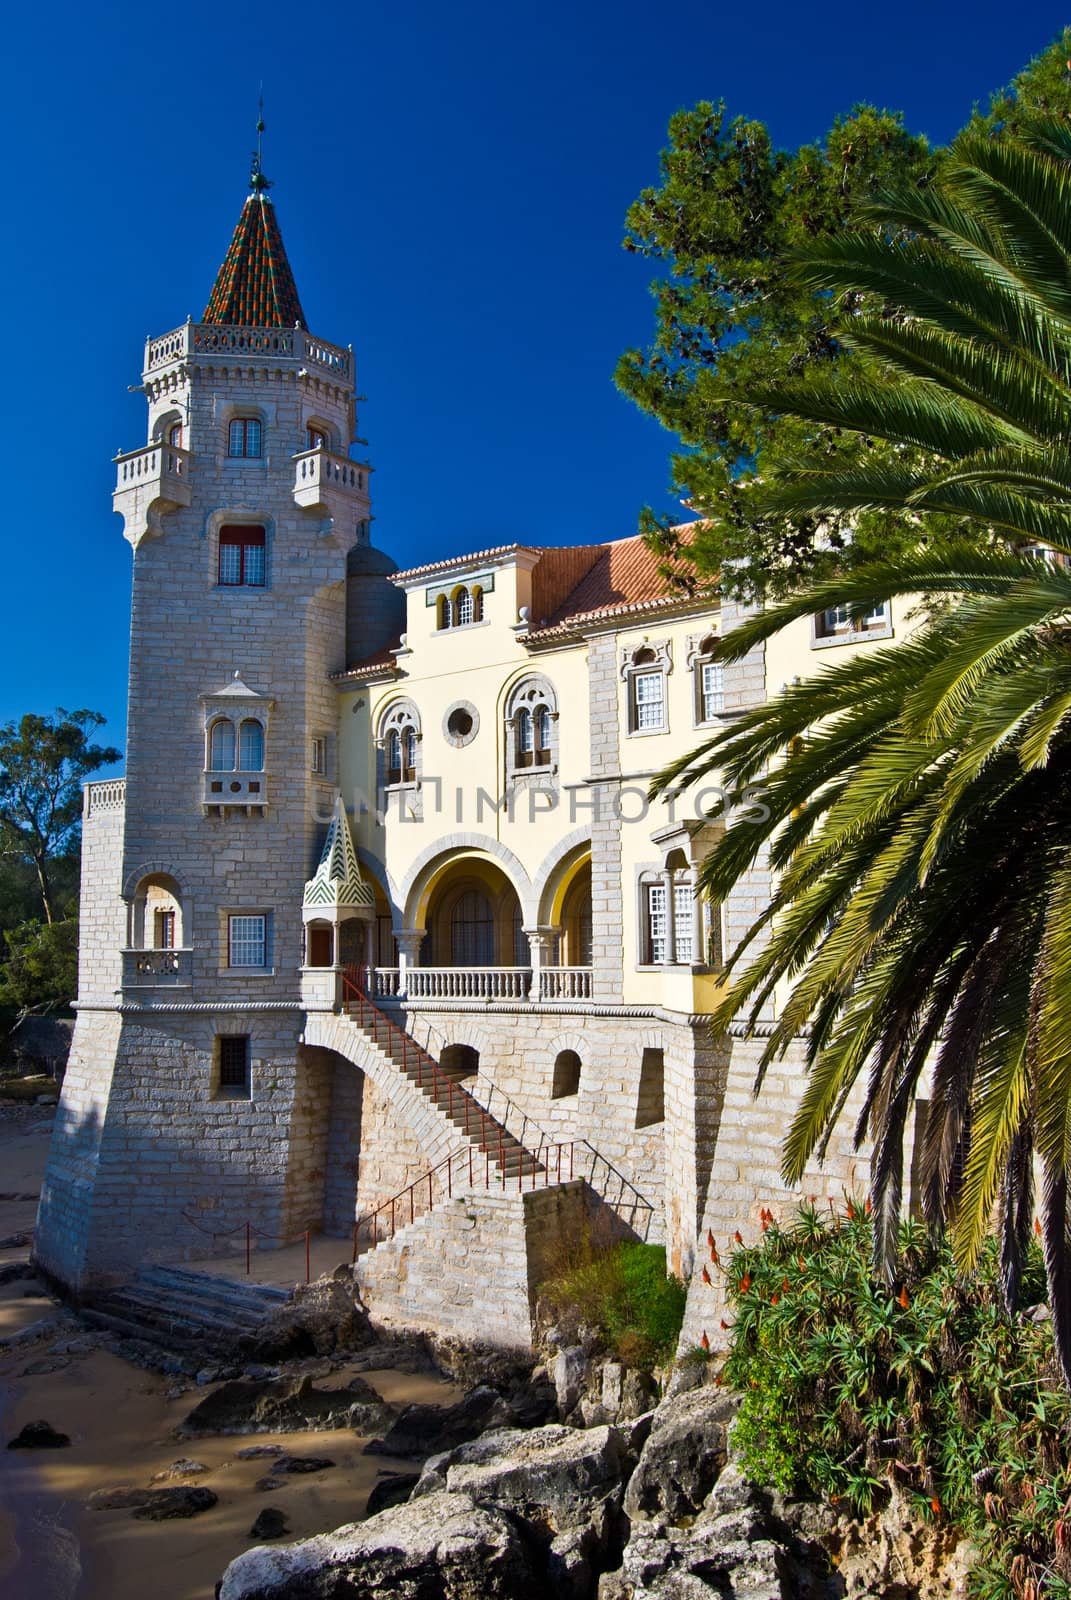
[{"left": 35, "top": 157, "right": 378, "bottom": 1292}]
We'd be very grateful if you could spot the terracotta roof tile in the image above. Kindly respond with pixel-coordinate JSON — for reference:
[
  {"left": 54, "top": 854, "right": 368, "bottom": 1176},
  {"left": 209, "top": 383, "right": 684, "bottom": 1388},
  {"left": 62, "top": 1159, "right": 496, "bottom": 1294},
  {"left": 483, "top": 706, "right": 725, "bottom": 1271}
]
[
  {"left": 390, "top": 545, "right": 533, "bottom": 582},
  {"left": 530, "top": 529, "right": 709, "bottom": 637},
  {"left": 203, "top": 194, "right": 306, "bottom": 329},
  {"left": 332, "top": 642, "right": 402, "bottom": 682}
]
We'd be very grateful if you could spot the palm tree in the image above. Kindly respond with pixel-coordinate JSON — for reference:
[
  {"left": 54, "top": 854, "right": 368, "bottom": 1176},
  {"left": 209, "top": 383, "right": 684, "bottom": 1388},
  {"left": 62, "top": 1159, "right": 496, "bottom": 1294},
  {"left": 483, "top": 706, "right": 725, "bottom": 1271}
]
[{"left": 655, "top": 121, "right": 1071, "bottom": 1380}]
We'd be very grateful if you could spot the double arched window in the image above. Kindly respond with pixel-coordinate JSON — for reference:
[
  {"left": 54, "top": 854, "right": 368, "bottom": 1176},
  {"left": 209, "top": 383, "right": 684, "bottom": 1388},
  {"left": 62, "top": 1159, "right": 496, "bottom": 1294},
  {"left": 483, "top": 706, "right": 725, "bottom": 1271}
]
[
  {"left": 505, "top": 676, "right": 557, "bottom": 779},
  {"left": 208, "top": 717, "right": 265, "bottom": 773},
  {"left": 378, "top": 699, "right": 421, "bottom": 787},
  {"left": 436, "top": 585, "right": 484, "bottom": 630}
]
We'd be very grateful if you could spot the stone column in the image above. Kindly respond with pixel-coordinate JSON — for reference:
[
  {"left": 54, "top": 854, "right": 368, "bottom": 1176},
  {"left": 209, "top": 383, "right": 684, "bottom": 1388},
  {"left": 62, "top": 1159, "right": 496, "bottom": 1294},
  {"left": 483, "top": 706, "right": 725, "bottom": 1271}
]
[
  {"left": 523, "top": 926, "right": 557, "bottom": 1001},
  {"left": 394, "top": 929, "right": 424, "bottom": 998}
]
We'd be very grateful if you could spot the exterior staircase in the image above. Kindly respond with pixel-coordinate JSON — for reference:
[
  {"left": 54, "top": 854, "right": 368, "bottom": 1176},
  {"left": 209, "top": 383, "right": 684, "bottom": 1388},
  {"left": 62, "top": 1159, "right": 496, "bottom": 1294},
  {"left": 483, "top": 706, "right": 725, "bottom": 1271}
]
[
  {"left": 320, "top": 976, "right": 544, "bottom": 1182},
  {"left": 82, "top": 1264, "right": 292, "bottom": 1356}
]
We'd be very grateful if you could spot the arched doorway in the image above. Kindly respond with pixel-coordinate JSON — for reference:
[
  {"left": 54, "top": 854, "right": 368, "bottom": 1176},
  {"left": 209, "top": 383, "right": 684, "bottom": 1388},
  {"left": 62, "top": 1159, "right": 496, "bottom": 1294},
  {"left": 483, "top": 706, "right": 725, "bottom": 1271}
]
[{"left": 423, "top": 860, "right": 527, "bottom": 968}]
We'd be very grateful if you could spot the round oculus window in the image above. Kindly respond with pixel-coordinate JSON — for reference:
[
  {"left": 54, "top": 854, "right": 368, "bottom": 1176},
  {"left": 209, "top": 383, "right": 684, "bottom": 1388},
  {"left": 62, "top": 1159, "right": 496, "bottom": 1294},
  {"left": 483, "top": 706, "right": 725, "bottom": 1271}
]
[{"left": 443, "top": 702, "right": 479, "bottom": 747}]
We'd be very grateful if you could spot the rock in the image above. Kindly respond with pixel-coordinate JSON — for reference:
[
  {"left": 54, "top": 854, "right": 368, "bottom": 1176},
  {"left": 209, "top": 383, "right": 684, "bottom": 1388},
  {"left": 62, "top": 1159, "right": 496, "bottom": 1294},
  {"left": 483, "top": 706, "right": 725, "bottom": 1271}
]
[
  {"left": 601, "top": 1362, "right": 624, "bottom": 1415},
  {"left": 21, "top": 1356, "right": 70, "bottom": 1376},
  {"left": 276, "top": 1455, "right": 335, "bottom": 1474},
  {"left": 620, "top": 1370, "right": 659, "bottom": 1422},
  {"left": 0, "top": 1231, "right": 32, "bottom": 1248},
  {"left": 89, "top": 1485, "right": 218, "bottom": 1519},
  {"left": 132, "top": 1486, "right": 218, "bottom": 1521},
  {"left": 0, "top": 1261, "right": 37, "bottom": 1286},
  {"left": 0, "top": 1316, "right": 66, "bottom": 1349},
  {"left": 237, "top": 1444, "right": 285, "bottom": 1460},
  {"left": 553, "top": 1346, "right": 588, "bottom": 1416},
  {"left": 364, "top": 1385, "right": 510, "bottom": 1460},
  {"left": 219, "top": 1489, "right": 543, "bottom": 1600},
  {"left": 254, "top": 1268, "right": 370, "bottom": 1359},
  {"left": 7, "top": 1419, "right": 71, "bottom": 1449},
  {"left": 248, "top": 1508, "right": 289, "bottom": 1541},
  {"left": 35, "top": 1093, "right": 58, "bottom": 1105},
  {"left": 150, "top": 1458, "right": 210, "bottom": 1482},
  {"left": 364, "top": 1473, "right": 419, "bottom": 1517},
  {"left": 197, "top": 1367, "right": 222, "bottom": 1386},
  {"left": 413, "top": 1423, "right": 634, "bottom": 1598},
  {"left": 254, "top": 1477, "right": 285, "bottom": 1493},
  {"left": 623, "top": 1386, "right": 739, "bottom": 1525},
  {"left": 178, "top": 1374, "right": 390, "bottom": 1437}
]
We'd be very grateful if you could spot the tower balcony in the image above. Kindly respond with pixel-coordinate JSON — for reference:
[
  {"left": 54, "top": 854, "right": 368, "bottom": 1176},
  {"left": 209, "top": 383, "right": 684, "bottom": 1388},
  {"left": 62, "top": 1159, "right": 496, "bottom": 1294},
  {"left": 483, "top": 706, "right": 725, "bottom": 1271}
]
[
  {"left": 293, "top": 447, "right": 372, "bottom": 520},
  {"left": 121, "top": 948, "right": 193, "bottom": 992},
  {"left": 113, "top": 443, "right": 192, "bottom": 546},
  {"left": 203, "top": 770, "right": 268, "bottom": 816},
  {"left": 143, "top": 322, "right": 355, "bottom": 389}
]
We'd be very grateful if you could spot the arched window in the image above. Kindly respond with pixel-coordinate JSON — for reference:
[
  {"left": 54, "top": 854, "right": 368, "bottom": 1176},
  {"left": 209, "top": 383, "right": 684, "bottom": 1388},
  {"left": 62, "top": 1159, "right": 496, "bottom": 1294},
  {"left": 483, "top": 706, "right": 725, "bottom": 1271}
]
[
  {"left": 306, "top": 425, "right": 327, "bottom": 450},
  {"left": 451, "top": 890, "right": 495, "bottom": 966},
  {"left": 228, "top": 417, "right": 262, "bottom": 458},
  {"left": 209, "top": 719, "right": 235, "bottom": 771},
  {"left": 505, "top": 675, "right": 558, "bottom": 779},
  {"left": 238, "top": 719, "right": 264, "bottom": 772},
  {"left": 168, "top": 422, "right": 183, "bottom": 448},
  {"left": 552, "top": 1050, "right": 581, "bottom": 1099},
  {"left": 379, "top": 700, "right": 421, "bottom": 788},
  {"left": 437, "top": 595, "right": 451, "bottom": 630},
  {"left": 455, "top": 587, "right": 474, "bottom": 626},
  {"left": 471, "top": 586, "right": 484, "bottom": 622}
]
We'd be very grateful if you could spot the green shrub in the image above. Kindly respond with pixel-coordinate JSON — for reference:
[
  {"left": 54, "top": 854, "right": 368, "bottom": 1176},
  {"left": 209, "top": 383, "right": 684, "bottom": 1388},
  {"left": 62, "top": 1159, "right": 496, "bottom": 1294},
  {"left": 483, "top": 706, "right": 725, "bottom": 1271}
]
[
  {"left": 720, "top": 1202, "right": 1071, "bottom": 1597},
  {"left": 542, "top": 1239, "right": 686, "bottom": 1366}
]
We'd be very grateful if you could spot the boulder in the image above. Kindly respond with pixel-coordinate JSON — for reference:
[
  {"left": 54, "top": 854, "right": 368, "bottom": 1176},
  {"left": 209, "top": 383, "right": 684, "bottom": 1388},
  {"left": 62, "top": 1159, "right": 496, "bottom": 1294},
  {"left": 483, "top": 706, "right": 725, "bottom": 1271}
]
[
  {"left": 365, "top": 1473, "right": 420, "bottom": 1517},
  {"left": 552, "top": 1346, "right": 588, "bottom": 1416},
  {"left": 623, "top": 1385, "right": 739, "bottom": 1525},
  {"left": 7, "top": 1419, "right": 70, "bottom": 1449},
  {"left": 178, "top": 1375, "right": 392, "bottom": 1437},
  {"left": 276, "top": 1456, "right": 335, "bottom": 1475},
  {"left": 218, "top": 1489, "right": 544, "bottom": 1599},
  {"left": 89, "top": 1485, "right": 218, "bottom": 1519},
  {"left": 150, "top": 1458, "right": 210, "bottom": 1482},
  {"left": 249, "top": 1508, "right": 289, "bottom": 1541},
  {"left": 413, "top": 1423, "right": 634, "bottom": 1599},
  {"left": 364, "top": 1385, "right": 510, "bottom": 1460}
]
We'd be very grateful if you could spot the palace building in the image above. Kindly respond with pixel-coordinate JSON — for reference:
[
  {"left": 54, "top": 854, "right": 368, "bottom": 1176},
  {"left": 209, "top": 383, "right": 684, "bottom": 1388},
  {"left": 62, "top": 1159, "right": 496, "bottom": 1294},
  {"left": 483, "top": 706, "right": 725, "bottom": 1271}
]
[{"left": 34, "top": 165, "right": 909, "bottom": 1348}]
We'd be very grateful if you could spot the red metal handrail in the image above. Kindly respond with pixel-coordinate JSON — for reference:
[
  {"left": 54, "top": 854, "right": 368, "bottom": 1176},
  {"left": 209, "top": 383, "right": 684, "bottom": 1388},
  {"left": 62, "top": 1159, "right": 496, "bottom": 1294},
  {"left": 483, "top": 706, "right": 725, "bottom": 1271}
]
[{"left": 342, "top": 967, "right": 540, "bottom": 1177}]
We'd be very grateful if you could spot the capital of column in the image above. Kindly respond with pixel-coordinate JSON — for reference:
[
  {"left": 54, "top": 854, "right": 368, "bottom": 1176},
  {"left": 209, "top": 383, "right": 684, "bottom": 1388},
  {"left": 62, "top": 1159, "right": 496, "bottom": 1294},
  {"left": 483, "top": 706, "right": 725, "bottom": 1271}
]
[{"left": 394, "top": 929, "right": 424, "bottom": 964}]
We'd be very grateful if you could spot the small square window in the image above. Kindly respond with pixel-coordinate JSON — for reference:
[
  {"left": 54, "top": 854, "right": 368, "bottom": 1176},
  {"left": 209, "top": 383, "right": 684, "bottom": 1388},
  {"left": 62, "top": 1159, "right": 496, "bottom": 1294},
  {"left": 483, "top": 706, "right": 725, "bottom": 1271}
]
[
  {"left": 218, "top": 525, "right": 266, "bottom": 587},
  {"left": 218, "top": 1035, "right": 250, "bottom": 1096},
  {"left": 228, "top": 914, "right": 266, "bottom": 968}
]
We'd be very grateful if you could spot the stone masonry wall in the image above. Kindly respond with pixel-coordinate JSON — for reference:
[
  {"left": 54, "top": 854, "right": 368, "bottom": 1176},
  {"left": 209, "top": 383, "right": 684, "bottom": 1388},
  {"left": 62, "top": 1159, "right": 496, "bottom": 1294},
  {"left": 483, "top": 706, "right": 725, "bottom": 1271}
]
[{"left": 356, "top": 1180, "right": 596, "bottom": 1350}]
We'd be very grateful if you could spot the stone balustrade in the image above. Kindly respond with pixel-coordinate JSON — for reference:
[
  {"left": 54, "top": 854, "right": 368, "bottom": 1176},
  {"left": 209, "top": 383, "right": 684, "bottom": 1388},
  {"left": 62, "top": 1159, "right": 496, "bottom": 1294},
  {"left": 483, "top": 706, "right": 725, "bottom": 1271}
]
[
  {"left": 113, "top": 444, "right": 193, "bottom": 528},
  {"left": 121, "top": 948, "right": 193, "bottom": 989},
  {"left": 84, "top": 779, "right": 126, "bottom": 817},
  {"left": 292, "top": 447, "right": 370, "bottom": 511},
  {"left": 538, "top": 966, "right": 593, "bottom": 1001},
  {"left": 202, "top": 770, "right": 268, "bottom": 815},
  {"left": 406, "top": 967, "right": 532, "bottom": 1001},
  {"left": 371, "top": 966, "right": 594, "bottom": 1004},
  {"left": 144, "top": 323, "right": 354, "bottom": 386}
]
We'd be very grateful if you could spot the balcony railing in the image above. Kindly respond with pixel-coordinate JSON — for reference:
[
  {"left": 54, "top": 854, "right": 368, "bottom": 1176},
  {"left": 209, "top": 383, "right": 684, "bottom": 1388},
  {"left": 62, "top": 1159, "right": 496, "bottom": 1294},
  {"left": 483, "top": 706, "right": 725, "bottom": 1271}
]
[
  {"left": 368, "top": 966, "right": 594, "bottom": 1004},
  {"left": 113, "top": 443, "right": 192, "bottom": 515},
  {"left": 406, "top": 967, "right": 532, "bottom": 1001},
  {"left": 144, "top": 323, "right": 354, "bottom": 386},
  {"left": 538, "top": 966, "right": 593, "bottom": 1001},
  {"left": 85, "top": 778, "right": 126, "bottom": 817},
  {"left": 202, "top": 771, "right": 268, "bottom": 815},
  {"left": 293, "top": 448, "right": 370, "bottom": 511},
  {"left": 122, "top": 948, "right": 193, "bottom": 988}
]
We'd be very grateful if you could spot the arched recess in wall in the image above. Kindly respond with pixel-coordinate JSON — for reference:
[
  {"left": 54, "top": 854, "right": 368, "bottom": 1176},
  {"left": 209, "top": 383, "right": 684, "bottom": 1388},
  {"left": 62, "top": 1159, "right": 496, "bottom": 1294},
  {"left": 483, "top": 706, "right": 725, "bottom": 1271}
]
[
  {"left": 400, "top": 835, "right": 535, "bottom": 930},
  {"left": 126, "top": 870, "right": 188, "bottom": 950},
  {"left": 418, "top": 856, "right": 528, "bottom": 967}
]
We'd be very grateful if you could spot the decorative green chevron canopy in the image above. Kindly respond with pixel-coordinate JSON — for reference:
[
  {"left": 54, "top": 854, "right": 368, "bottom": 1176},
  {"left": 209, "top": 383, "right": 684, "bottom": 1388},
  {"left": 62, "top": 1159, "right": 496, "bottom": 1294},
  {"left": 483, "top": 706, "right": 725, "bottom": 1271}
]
[{"left": 303, "top": 795, "right": 374, "bottom": 916}]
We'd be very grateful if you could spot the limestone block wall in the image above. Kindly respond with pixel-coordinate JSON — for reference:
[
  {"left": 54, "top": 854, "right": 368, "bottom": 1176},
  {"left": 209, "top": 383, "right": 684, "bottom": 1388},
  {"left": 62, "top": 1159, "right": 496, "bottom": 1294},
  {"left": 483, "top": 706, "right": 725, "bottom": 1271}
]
[
  {"left": 678, "top": 1036, "right": 876, "bottom": 1352},
  {"left": 399, "top": 1007, "right": 669, "bottom": 1240},
  {"left": 356, "top": 1180, "right": 596, "bottom": 1350},
  {"left": 77, "top": 788, "right": 126, "bottom": 1005},
  {"left": 36, "top": 1010, "right": 332, "bottom": 1290}
]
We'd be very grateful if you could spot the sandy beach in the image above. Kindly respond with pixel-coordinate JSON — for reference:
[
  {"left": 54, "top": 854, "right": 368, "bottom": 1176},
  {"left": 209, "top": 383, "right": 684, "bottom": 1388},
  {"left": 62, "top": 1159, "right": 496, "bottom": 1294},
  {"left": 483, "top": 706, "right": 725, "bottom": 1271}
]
[{"left": 0, "top": 1106, "right": 462, "bottom": 1600}]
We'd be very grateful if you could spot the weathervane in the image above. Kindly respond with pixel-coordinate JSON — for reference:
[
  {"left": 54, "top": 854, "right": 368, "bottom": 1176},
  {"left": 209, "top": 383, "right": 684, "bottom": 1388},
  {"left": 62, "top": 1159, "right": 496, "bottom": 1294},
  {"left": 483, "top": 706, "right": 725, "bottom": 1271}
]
[{"left": 250, "top": 89, "right": 272, "bottom": 194}]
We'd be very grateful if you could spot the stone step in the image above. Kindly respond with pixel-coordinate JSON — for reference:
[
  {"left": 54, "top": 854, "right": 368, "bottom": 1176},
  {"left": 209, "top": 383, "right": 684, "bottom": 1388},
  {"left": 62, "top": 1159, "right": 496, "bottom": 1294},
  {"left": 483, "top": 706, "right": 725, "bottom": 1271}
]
[
  {"left": 104, "top": 1283, "right": 271, "bottom": 1335},
  {"left": 139, "top": 1264, "right": 290, "bottom": 1307},
  {"left": 80, "top": 1305, "right": 203, "bottom": 1354}
]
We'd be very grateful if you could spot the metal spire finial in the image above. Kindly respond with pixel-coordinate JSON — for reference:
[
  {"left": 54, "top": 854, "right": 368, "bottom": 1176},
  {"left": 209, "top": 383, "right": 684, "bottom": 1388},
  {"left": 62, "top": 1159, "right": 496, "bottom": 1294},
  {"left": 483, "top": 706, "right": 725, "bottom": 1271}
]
[{"left": 249, "top": 88, "right": 272, "bottom": 194}]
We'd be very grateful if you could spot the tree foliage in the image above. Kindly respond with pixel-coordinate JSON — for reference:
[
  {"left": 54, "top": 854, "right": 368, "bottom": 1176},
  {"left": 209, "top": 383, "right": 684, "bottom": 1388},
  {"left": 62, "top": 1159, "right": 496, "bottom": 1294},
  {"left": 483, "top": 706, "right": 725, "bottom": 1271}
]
[
  {"left": 0, "top": 709, "right": 120, "bottom": 925},
  {"left": 0, "top": 918, "right": 78, "bottom": 1018},
  {"left": 618, "top": 31, "right": 1071, "bottom": 599},
  {"left": 652, "top": 122, "right": 1071, "bottom": 1386}
]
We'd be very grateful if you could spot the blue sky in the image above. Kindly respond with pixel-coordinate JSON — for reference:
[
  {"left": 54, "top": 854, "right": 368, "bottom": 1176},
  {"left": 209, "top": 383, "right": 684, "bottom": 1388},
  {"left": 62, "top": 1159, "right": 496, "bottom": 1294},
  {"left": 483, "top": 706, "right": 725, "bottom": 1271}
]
[{"left": 0, "top": 0, "right": 1065, "bottom": 756}]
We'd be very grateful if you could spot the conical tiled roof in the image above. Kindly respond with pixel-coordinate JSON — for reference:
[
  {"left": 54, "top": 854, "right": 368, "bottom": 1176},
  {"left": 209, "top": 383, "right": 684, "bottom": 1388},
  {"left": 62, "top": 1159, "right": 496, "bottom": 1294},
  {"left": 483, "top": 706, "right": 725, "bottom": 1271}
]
[
  {"left": 203, "top": 193, "right": 306, "bottom": 329},
  {"left": 303, "top": 795, "right": 374, "bottom": 915}
]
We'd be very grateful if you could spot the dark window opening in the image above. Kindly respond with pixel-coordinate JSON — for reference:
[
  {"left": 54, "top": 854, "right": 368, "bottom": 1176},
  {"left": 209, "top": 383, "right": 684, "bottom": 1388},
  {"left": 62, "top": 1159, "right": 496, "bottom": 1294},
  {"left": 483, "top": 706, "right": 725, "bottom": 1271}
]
[
  {"left": 218, "top": 1035, "right": 251, "bottom": 1096},
  {"left": 552, "top": 1049, "right": 581, "bottom": 1098},
  {"left": 636, "top": 1047, "right": 665, "bottom": 1128}
]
